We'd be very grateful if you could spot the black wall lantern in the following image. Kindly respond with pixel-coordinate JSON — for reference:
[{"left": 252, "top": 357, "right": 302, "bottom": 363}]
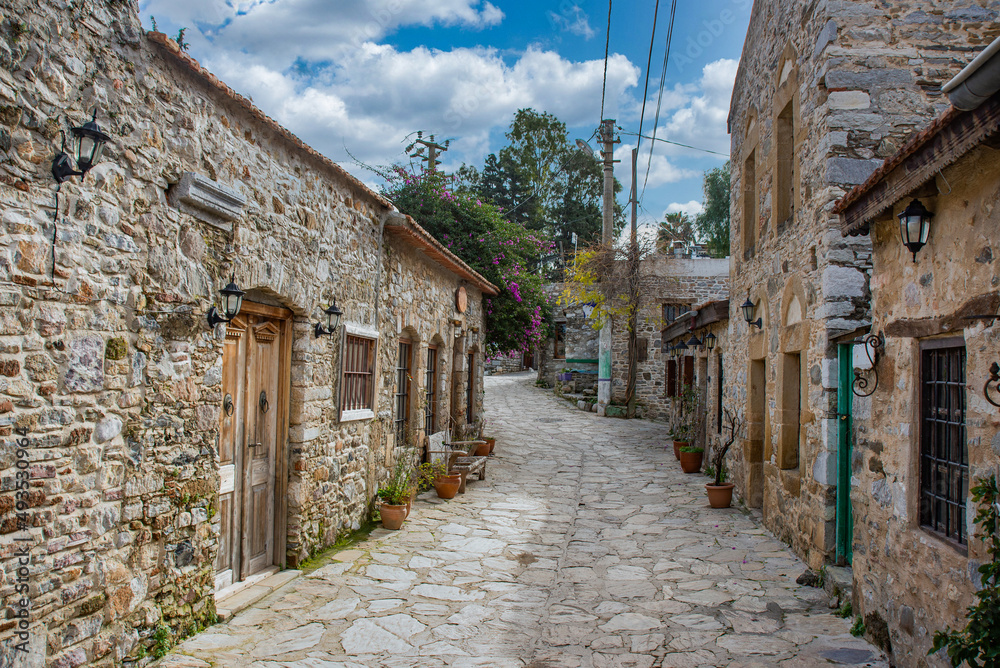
[
  {"left": 314, "top": 300, "right": 343, "bottom": 338},
  {"left": 52, "top": 109, "right": 113, "bottom": 183},
  {"left": 686, "top": 332, "right": 702, "bottom": 348},
  {"left": 898, "top": 198, "right": 933, "bottom": 262},
  {"left": 207, "top": 274, "right": 245, "bottom": 328},
  {"left": 741, "top": 292, "right": 762, "bottom": 329},
  {"left": 674, "top": 339, "right": 689, "bottom": 353},
  {"left": 704, "top": 332, "right": 717, "bottom": 351}
]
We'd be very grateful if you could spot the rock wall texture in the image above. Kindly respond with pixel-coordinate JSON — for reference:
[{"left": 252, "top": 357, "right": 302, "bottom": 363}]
[
  {"left": 0, "top": 2, "right": 488, "bottom": 665},
  {"left": 610, "top": 255, "right": 729, "bottom": 421},
  {"left": 537, "top": 282, "right": 599, "bottom": 388},
  {"left": 726, "top": 0, "right": 1000, "bottom": 573},
  {"left": 850, "top": 145, "right": 1000, "bottom": 663}
]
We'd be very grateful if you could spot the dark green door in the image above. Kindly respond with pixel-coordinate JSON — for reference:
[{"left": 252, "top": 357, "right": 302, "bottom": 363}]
[{"left": 836, "top": 345, "right": 854, "bottom": 564}]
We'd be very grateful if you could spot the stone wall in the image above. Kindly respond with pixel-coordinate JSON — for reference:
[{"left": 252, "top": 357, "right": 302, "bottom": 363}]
[
  {"left": 610, "top": 255, "right": 729, "bottom": 421},
  {"left": 0, "top": 3, "right": 488, "bottom": 665},
  {"left": 537, "top": 283, "right": 599, "bottom": 388},
  {"left": 849, "top": 145, "right": 1000, "bottom": 663},
  {"left": 725, "top": 0, "right": 1000, "bottom": 570}
]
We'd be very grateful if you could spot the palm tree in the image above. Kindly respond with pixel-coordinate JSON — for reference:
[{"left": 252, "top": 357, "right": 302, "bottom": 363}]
[{"left": 657, "top": 212, "right": 697, "bottom": 252}]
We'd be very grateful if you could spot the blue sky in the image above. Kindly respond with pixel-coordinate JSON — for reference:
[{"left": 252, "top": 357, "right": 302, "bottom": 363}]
[{"left": 138, "top": 0, "right": 751, "bottom": 236}]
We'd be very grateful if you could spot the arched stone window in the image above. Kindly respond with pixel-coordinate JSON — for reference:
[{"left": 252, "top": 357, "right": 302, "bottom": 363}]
[
  {"left": 742, "top": 111, "right": 759, "bottom": 260},
  {"left": 774, "top": 42, "right": 799, "bottom": 232}
]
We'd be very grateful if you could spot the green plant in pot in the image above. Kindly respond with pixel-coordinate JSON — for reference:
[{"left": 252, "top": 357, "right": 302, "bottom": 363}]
[
  {"left": 679, "top": 445, "right": 704, "bottom": 473},
  {"left": 378, "top": 448, "right": 416, "bottom": 530},
  {"left": 673, "top": 383, "right": 703, "bottom": 462},
  {"left": 419, "top": 459, "right": 461, "bottom": 500},
  {"left": 706, "top": 409, "right": 743, "bottom": 508}
]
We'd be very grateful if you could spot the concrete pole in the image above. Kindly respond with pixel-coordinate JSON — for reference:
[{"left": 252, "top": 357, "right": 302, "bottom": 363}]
[
  {"left": 626, "top": 148, "right": 638, "bottom": 418},
  {"left": 598, "top": 119, "right": 617, "bottom": 412}
]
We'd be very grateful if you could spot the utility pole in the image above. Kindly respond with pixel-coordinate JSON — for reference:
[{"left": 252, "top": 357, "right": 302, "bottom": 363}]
[
  {"left": 597, "top": 118, "right": 619, "bottom": 414},
  {"left": 406, "top": 131, "right": 450, "bottom": 172},
  {"left": 626, "top": 147, "right": 639, "bottom": 419}
]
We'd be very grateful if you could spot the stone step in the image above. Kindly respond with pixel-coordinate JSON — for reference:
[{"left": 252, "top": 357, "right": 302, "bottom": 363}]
[
  {"left": 824, "top": 565, "right": 854, "bottom": 605},
  {"left": 215, "top": 569, "right": 301, "bottom": 621}
]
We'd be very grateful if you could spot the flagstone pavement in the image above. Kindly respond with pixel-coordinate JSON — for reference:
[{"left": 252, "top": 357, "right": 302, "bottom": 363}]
[{"left": 158, "top": 371, "right": 887, "bottom": 668}]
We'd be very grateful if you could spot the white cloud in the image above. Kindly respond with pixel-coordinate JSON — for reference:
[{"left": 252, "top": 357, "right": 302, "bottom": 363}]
[
  {"left": 547, "top": 5, "right": 596, "bottom": 39},
  {"left": 664, "top": 201, "right": 704, "bottom": 218},
  {"left": 615, "top": 142, "right": 698, "bottom": 196},
  {"left": 646, "top": 58, "right": 737, "bottom": 158}
]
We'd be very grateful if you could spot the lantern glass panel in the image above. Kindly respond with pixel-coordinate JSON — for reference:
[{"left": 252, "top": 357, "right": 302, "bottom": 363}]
[
  {"left": 741, "top": 300, "right": 755, "bottom": 324},
  {"left": 224, "top": 292, "right": 243, "bottom": 319},
  {"left": 76, "top": 135, "right": 97, "bottom": 171}
]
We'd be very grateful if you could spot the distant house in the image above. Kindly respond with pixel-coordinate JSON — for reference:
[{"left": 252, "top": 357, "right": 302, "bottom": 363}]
[{"left": 834, "top": 36, "right": 1000, "bottom": 663}]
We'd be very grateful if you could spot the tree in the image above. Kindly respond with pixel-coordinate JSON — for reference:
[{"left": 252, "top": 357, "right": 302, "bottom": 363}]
[
  {"left": 693, "top": 161, "right": 731, "bottom": 258},
  {"left": 462, "top": 109, "right": 624, "bottom": 274},
  {"left": 657, "top": 211, "right": 697, "bottom": 252},
  {"left": 382, "top": 168, "right": 552, "bottom": 357}
]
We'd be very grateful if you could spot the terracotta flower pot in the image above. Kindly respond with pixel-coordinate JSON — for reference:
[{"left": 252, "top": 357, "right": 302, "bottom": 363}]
[
  {"left": 474, "top": 440, "right": 490, "bottom": 457},
  {"left": 673, "top": 440, "right": 688, "bottom": 461},
  {"left": 705, "top": 483, "right": 735, "bottom": 508},
  {"left": 485, "top": 437, "right": 496, "bottom": 454},
  {"left": 380, "top": 503, "right": 407, "bottom": 530},
  {"left": 679, "top": 450, "right": 703, "bottom": 474},
  {"left": 399, "top": 494, "right": 411, "bottom": 518},
  {"left": 434, "top": 474, "right": 461, "bottom": 499}
]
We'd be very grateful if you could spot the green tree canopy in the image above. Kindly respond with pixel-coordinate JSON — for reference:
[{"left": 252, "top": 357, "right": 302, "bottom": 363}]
[{"left": 693, "top": 161, "right": 731, "bottom": 258}]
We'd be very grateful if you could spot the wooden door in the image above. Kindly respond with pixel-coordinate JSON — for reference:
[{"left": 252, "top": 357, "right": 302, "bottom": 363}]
[{"left": 215, "top": 304, "right": 291, "bottom": 592}]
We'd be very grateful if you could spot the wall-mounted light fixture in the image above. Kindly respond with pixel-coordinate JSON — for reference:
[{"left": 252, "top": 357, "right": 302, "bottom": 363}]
[
  {"left": 704, "top": 332, "right": 717, "bottom": 351},
  {"left": 984, "top": 362, "right": 1000, "bottom": 408},
  {"left": 314, "top": 300, "right": 343, "bottom": 338},
  {"left": 52, "top": 109, "right": 113, "bottom": 183},
  {"left": 674, "top": 339, "right": 689, "bottom": 354},
  {"left": 686, "top": 332, "right": 702, "bottom": 348},
  {"left": 207, "top": 274, "right": 245, "bottom": 328},
  {"left": 898, "top": 199, "right": 933, "bottom": 262},
  {"left": 741, "top": 292, "right": 762, "bottom": 329},
  {"left": 851, "top": 331, "right": 885, "bottom": 397}
]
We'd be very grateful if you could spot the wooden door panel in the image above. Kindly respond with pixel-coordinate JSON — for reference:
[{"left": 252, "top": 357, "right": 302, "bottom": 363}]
[{"left": 215, "top": 316, "right": 246, "bottom": 583}]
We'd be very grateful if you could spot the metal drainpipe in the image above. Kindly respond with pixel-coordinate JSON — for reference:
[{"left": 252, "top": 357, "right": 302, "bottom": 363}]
[{"left": 373, "top": 209, "right": 407, "bottom": 329}]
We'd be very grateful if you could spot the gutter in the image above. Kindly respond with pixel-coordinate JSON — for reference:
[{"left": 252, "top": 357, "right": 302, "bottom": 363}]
[{"left": 942, "top": 34, "right": 1000, "bottom": 110}]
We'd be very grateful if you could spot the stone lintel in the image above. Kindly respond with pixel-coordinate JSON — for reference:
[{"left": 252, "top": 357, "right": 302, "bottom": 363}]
[
  {"left": 884, "top": 291, "right": 999, "bottom": 338},
  {"left": 169, "top": 171, "right": 247, "bottom": 231}
]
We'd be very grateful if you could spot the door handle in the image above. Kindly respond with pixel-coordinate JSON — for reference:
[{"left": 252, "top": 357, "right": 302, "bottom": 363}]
[{"left": 248, "top": 441, "right": 262, "bottom": 449}]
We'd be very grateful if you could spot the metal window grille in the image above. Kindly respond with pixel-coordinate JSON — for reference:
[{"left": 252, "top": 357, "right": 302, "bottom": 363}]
[
  {"left": 919, "top": 342, "right": 968, "bottom": 546},
  {"left": 425, "top": 347, "right": 437, "bottom": 435},
  {"left": 466, "top": 353, "right": 475, "bottom": 423},
  {"left": 716, "top": 355, "right": 724, "bottom": 434},
  {"left": 666, "top": 359, "right": 677, "bottom": 398},
  {"left": 395, "top": 340, "right": 411, "bottom": 443},
  {"left": 341, "top": 334, "right": 375, "bottom": 412}
]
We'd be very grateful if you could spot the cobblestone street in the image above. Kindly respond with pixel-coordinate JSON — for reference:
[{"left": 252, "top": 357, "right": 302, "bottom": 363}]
[{"left": 159, "top": 372, "right": 886, "bottom": 668}]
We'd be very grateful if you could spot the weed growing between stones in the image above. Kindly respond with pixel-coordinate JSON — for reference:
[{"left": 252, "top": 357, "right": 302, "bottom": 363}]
[
  {"left": 851, "top": 616, "right": 866, "bottom": 637},
  {"left": 931, "top": 475, "right": 1000, "bottom": 667},
  {"left": 299, "top": 521, "right": 379, "bottom": 574},
  {"left": 837, "top": 600, "right": 853, "bottom": 619}
]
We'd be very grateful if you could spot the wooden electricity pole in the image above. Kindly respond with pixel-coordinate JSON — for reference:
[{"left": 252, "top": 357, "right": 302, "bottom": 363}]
[
  {"left": 407, "top": 132, "right": 450, "bottom": 172},
  {"left": 597, "top": 118, "right": 619, "bottom": 413}
]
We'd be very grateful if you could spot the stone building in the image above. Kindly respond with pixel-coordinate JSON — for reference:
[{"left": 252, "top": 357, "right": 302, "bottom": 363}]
[
  {"left": 536, "top": 282, "right": 599, "bottom": 391},
  {"left": 0, "top": 3, "right": 495, "bottom": 665},
  {"left": 833, "top": 38, "right": 1000, "bottom": 664},
  {"left": 725, "top": 0, "right": 999, "bottom": 569},
  {"left": 610, "top": 252, "right": 729, "bottom": 423}
]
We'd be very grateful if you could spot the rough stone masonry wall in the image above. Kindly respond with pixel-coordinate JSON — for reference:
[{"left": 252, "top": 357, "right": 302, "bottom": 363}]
[
  {"left": 850, "top": 146, "right": 1000, "bottom": 664},
  {"left": 537, "top": 282, "right": 598, "bottom": 388},
  {"left": 725, "top": 0, "right": 999, "bottom": 570},
  {"left": 0, "top": 2, "right": 485, "bottom": 665},
  {"left": 611, "top": 255, "right": 728, "bottom": 421}
]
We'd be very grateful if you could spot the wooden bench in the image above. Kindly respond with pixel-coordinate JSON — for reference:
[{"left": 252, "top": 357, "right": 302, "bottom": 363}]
[{"left": 426, "top": 440, "right": 487, "bottom": 494}]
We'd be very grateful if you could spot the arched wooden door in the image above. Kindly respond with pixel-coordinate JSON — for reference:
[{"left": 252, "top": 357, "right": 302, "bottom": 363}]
[{"left": 215, "top": 302, "right": 291, "bottom": 592}]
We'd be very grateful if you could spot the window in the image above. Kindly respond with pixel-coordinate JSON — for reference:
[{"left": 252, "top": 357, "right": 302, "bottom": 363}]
[
  {"left": 425, "top": 346, "right": 437, "bottom": 434},
  {"left": 554, "top": 322, "right": 567, "bottom": 359},
  {"left": 394, "top": 339, "right": 412, "bottom": 443},
  {"left": 716, "top": 355, "right": 724, "bottom": 434},
  {"left": 743, "top": 149, "right": 756, "bottom": 258},
  {"left": 920, "top": 340, "right": 968, "bottom": 546},
  {"left": 340, "top": 325, "right": 378, "bottom": 421},
  {"left": 466, "top": 353, "right": 475, "bottom": 423},
  {"left": 666, "top": 359, "right": 677, "bottom": 398},
  {"left": 637, "top": 338, "right": 649, "bottom": 363},
  {"left": 682, "top": 355, "right": 694, "bottom": 390},
  {"left": 662, "top": 303, "right": 688, "bottom": 325},
  {"left": 778, "top": 352, "right": 801, "bottom": 470},
  {"left": 775, "top": 101, "right": 794, "bottom": 228}
]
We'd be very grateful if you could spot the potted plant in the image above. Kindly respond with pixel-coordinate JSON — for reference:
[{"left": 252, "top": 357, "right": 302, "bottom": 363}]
[
  {"left": 673, "top": 383, "right": 701, "bottom": 460},
  {"left": 706, "top": 409, "right": 743, "bottom": 508},
  {"left": 679, "top": 445, "right": 704, "bottom": 473},
  {"left": 478, "top": 417, "right": 497, "bottom": 455},
  {"left": 419, "top": 460, "right": 460, "bottom": 500},
  {"left": 378, "top": 449, "right": 415, "bottom": 530}
]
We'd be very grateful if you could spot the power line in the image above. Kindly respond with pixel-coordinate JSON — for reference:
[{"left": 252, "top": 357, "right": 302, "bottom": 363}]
[
  {"left": 619, "top": 129, "right": 729, "bottom": 157},
  {"left": 600, "top": 0, "right": 612, "bottom": 122},
  {"left": 641, "top": 0, "right": 678, "bottom": 201},
  {"left": 635, "top": 0, "right": 661, "bottom": 152}
]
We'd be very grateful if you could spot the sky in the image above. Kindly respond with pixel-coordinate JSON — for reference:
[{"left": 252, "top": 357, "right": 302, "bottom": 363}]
[{"left": 138, "top": 0, "right": 752, "bottom": 240}]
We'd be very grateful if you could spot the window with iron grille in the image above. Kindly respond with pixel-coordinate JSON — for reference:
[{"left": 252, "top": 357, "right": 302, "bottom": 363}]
[
  {"left": 395, "top": 340, "right": 412, "bottom": 443},
  {"left": 425, "top": 346, "right": 437, "bottom": 435},
  {"left": 666, "top": 359, "right": 677, "bottom": 398},
  {"left": 466, "top": 352, "right": 475, "bottom": 423},
  {"left": 554, "top": 322, "right": 566, "bottom": 359},
  {"left": 716, "top": 355, "right": 724, "bottom": 434},
  {"left": 919, "top": 339, "right": 968, "bottom": 547},
  {"left": 341, "top": 331, "right": 377, "bottom": 420}
]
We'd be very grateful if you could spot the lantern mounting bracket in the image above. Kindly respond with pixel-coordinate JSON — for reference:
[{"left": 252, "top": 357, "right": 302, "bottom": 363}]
[{"left": 850, "top": 332, "right": 885, "bottom": 397}]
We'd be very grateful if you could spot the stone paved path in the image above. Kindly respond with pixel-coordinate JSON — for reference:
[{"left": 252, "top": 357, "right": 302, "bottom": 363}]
[{"left": 159, "top": 372, "right": 886, "bottom": 668}]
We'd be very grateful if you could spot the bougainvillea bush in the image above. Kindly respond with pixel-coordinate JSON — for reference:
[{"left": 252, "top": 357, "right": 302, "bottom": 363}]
[{"left": 383, "top": 168, "right": 553, "bottom": 358}]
